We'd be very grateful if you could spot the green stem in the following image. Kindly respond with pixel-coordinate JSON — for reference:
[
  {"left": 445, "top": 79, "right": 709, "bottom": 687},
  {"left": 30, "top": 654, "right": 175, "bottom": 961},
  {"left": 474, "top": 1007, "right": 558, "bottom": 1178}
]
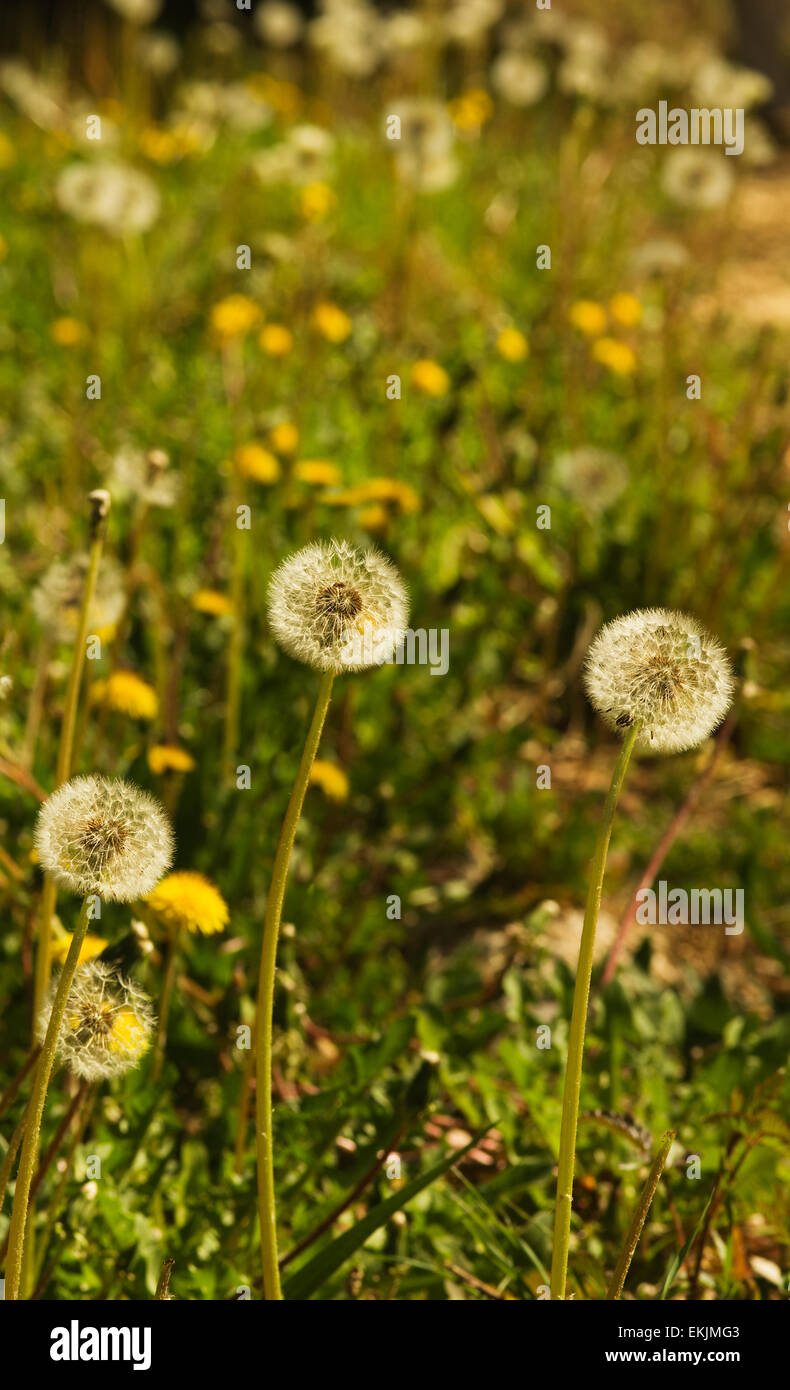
[
  {"left": 550, "top": 724, "right": 638, "bottom": 1301},
  {"left": 152, "top": 926, "right": 181, "bottom": 1081},
  {"left": 5, "top": 896, "right": 91, "bottom": 1299},
  {"left": 606, "top": 1129, "right": 675, "bottom": 1300},
  {"left": 32, "top": 1084, "right": 95, "bottom": 1294},
  {"left": 0, "top": 1104, "right": 29, "bottom": 1213},
  {"left": 155, "top": 1257, "right": 175, "bottom": 1300},
  {"left": 254, "top": 670, "right": 335, "bottom": 1300}
]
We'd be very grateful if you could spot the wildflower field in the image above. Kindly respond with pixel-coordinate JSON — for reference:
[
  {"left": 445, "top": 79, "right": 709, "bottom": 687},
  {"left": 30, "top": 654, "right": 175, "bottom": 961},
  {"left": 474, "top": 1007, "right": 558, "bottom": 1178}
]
[{"left": 1, "top": 0, "right": 789, "bottom": 1311}]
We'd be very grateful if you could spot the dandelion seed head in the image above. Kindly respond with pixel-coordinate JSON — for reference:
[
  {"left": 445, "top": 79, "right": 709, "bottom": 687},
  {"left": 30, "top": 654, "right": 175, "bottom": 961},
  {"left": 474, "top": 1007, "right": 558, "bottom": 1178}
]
[
  {"left": 35, "top": 775, "right": 174, "bottom": 900},
  {"left": 56, "top": 160, "right": 161, "bottom": 235},
  {"left": 268, "top": 538, "right": 409, "bottom": 673},
  {"left": 661, "top": 149, "right": 734, "bottom": 210},
  {"left": 584, "top": 608, "right": 734, "bottom": 755},
  {"left": 33, "top": 554, "right": 126, "bottom": 641},
  {"left": 109, "top": 446, "right": 179, "bottom": 508},
  {"left": 38, "top": 961, "right": 155, "bottom": 1081}
]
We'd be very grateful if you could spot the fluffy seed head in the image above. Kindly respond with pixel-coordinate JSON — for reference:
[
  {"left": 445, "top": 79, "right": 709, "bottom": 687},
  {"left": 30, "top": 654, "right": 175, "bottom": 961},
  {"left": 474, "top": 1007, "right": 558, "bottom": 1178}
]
[
  {"left": 38, "top": 961, "right": 155, "bottom": 1081},
  {"left": 33, "top": 554, "right": 126, "bottom": 641},
  {"left": 267, "top": 538, "right": 409, "bottom": 672},
  {"left": 35, "top": 775, "right": 174, "bottom": 900},
  {"left": 584, "top": 608, "right": 734, "bottom": 755}
]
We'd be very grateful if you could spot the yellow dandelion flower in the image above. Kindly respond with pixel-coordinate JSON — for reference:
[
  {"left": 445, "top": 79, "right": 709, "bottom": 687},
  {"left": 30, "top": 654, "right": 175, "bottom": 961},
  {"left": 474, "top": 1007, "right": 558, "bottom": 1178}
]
[
  {"left": 259, "top": 323, "right": 293, "bottom": 357},
  {"left": 294, "top": 459, "right": 342, "bottom": 486},
  {"left": 92, "top": 671, "right": 158, "bottom": 721},
  {"left": 353, "top": 478, "right": 420, "bottom": 513},
  {"left": 191, "top": 588, "right": 234, "bottom": 617},
  {"left": 51, "top": 932, "right": 108, "bottom": 966},
  {"left": 269, "top": 421, "right": 299, "bottom": 455},
  {"left": 496, "top": 327, "right": 529, "bottom": 362},
  {"left": 147, "top": 744, "right": 196, "bottom": 775},
  {"left": 234, "top": 443, "right": 281, "bottom": 483},
  {"left": 300, "top": 181, "right": 336, "bottom": 220},
  {"left": 309, "top": 760, "right": 349, "bottom": 802},
  {"left": 411, "top": 359, "right": 450, "bottom": 397},
  {"left": 592, "top": 337, "right": 637, "bottom": 376},
  {"left": 312, "top": 301, "right": 352, "bottom": 343},
  {"left": 108, "top": 1007, "right": 150, "bottom": 1055},
  {"left": 609, "top": 292, "right": 642, "bottom": 327},
  {"left": 50, "top": 317, "right": 86, "bottom": 347},
  {"left": 357, "top": 504, "right": 389, "bottom": 531},
  {"left": 139, "top": 125, "right": 182, "bottom": 164},
  {"left": 146, "top": 870, "right": 229, "bottom": 935},
  {"left": 569, "top": 300, "right": 607, "bottom": 337},
  {"left": 449, "top": 88, "right": 493, "bottom": 132},
  {"left": 0, "top": 132, "right": 14, "bottom": 168},
  {"left": 247, "top": 73, "right": 300, "bottom": 117},
  {"left": 210, "top": 294, "right": 260, "bottom": 339}
]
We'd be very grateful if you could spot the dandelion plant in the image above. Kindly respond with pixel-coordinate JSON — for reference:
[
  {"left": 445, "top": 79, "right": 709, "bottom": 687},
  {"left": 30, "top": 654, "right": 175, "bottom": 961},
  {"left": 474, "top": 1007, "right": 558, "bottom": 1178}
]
[
  {"left": 242, "top": 538, "right": 408, "bottom": 1300},
  {"left": 550, "top": 609, "right": 734, "bottom": 1301},
  {"left": 5, "top": 775, "right": 172, "bottom": 1299}
]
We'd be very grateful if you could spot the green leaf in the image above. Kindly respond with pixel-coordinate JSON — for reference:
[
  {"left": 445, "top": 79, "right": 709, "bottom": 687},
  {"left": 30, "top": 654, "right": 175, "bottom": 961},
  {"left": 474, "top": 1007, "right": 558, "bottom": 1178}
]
[
  {"left": 659, "top": 1188, "right": 715, "bottom": 1300},
  {"left": 282, "top": 1128, "right": 491, "bottom": 1300}
]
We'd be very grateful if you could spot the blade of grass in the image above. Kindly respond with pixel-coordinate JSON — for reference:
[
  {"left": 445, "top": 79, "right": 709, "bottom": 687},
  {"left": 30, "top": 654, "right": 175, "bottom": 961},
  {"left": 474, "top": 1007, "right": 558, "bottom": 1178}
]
[
  {"left": 606, "top": 1129, "right": 674, "bottom": 1299},
  {"left": 283, "top": 1127, "right": 491, "bottom": 1300},
  {"left": 659, "top": 1187, "right": 716, "bottom": 1300}
]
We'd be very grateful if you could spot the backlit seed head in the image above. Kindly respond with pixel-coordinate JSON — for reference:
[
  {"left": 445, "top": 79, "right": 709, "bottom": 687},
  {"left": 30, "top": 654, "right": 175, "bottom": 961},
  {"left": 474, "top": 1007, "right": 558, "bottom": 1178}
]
[
  {"left": 33, "top": 554, "right": 126, "bottom": 641},
  {"left": 35, "top": 775, "right": 174, "bottom": 900},
  {"left": 584, "top": 608, "right": 734, "bottom": 755},
  {"left": 267, "top": 538, "right": 409, "bottom": 672},
  {"left": 38, "top": 961, "right": 155, "bottom": 1081}
]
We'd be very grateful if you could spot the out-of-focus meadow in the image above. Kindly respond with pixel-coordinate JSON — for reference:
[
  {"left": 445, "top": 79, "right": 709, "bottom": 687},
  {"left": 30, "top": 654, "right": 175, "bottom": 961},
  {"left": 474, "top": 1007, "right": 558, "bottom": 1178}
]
[{"left": 0, "top": 0, "right": 789, "bottom": 1300}]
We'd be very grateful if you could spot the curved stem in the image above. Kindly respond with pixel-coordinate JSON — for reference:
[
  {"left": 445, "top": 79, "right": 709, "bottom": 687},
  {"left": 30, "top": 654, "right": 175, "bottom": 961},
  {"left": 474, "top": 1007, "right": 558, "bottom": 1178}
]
[
  {"left": 0, "top": 1045, "right": 40, "bottom": 1121},
  {"left": 151, "top": 925, "right": 181, "bottom": 1081},
  {"left": 5, "top": 896, "right": 91, "bottom": 1299},
  {"left": 254, "top": 671, "right": 334, "bottom": 1301},
  {"left": 32, "top": 1083, "right": 95, "bottom": 1295},
  {"left": 550, "top": 725, "right": 638, "bottom": 1301},
  {"left": 0, "top": 1103, "right": 29, "bottom": 1213},
  {"left": 606, "top": 1129, "right": 675, "bottom": 1300}
]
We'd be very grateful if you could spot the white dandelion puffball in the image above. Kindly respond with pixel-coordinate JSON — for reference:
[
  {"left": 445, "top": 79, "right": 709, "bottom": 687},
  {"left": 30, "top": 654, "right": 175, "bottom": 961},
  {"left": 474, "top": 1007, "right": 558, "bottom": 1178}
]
[
  {"left": 268, "top": 539, "right": 409, "bottom": 673},
  {"left": 38, "top": 961, "right": 155, "bottom": 1081},
  {"left": 660, "top": 149, "right": 734, "bottom": 210},
  {"left": 491, "top": 51, "right": 549, "bottom": 107},
  {"left": 33, "top": 554, "right": 126, "bottom": 639},
  {"left": 584, "top": 608, "right": 734, "bottom": 755},
  {"left": 35, "top": 776, "right": 174, "bottom": 900},
  {"left": 56, "top": 161, "right": 161, "bottom": 235},
  {"left": 552, "top": 447, "right": 628, "bottom": 513}
]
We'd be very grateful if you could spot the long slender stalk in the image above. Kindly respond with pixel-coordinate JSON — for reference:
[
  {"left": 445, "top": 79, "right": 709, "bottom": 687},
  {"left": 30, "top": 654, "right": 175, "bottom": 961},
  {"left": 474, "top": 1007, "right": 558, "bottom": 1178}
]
[
  {"left": 606, "top": 1129, "right": 675, "bottom": 1299},
  {"left": 0, "top": 1045, "right": 40, "bottom": 1120},
  {"left": 223, "top": 474, "right": 248, "bottom": 779},
  {"left": 151, "top": 925, "right": 181, "bottom": 1081},
  {"left": 31, "top": 1084, "right": 95, "bottom": 1294},
  {"left": 0, "top": 1103, "right": 29, "bottom": 1213},
  {"left": 5, "top": 896, "right": 91, "bottom": 1299},
  {"left": 550, "top": 724, "right": 638, "bottom": 1301},
  {"left": 254, "top": 670, "right": 335, "bottom": 1301}
]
